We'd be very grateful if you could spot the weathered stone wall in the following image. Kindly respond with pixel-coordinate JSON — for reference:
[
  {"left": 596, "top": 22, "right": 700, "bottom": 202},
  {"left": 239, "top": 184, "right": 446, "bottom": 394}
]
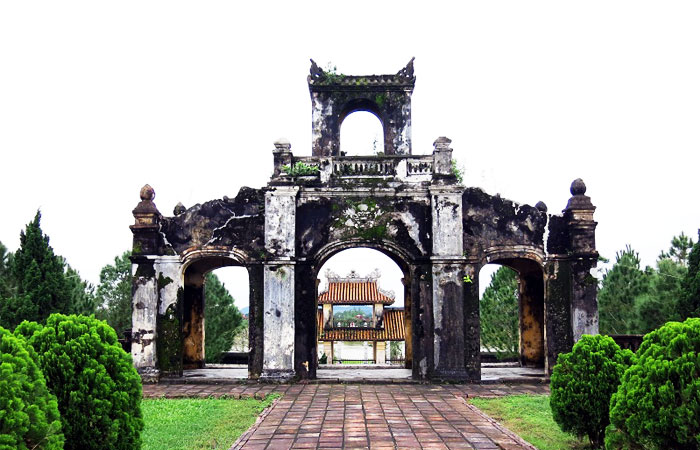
[
  {"left": 129, "top": 62, "right": 598, "bottom": 383},
  {"left": 160, "top": 187, "right": 265, "bottom": 257}
]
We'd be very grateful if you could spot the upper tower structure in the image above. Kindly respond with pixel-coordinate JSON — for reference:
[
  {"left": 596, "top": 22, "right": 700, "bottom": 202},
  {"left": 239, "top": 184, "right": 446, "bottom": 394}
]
[{"left": 308, "top": 58, "right": 416, "bottom": 157}]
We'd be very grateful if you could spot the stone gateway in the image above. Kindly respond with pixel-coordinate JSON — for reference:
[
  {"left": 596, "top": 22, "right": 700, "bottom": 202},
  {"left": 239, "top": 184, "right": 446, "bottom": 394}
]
[{"left": 129, "top": 60, "right": 598, "bottom": 382}]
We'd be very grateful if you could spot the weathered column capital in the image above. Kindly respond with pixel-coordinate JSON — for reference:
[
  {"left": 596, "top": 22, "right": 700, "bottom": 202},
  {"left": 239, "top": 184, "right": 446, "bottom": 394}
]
[
  {"left": 563, "top": 178, "right": 598, "bottom": 256},
  {"left": 131, "top": 184, "right": 161, "bottom": 230},
  {"left": 432, "top": 136, "right": 454, "bottom": 179},
  {"left": 272, "top": 139, "right": 293, "bottom": 178},
  {"left": 130, "top": 185, "right": 164, "bottom": 256}
]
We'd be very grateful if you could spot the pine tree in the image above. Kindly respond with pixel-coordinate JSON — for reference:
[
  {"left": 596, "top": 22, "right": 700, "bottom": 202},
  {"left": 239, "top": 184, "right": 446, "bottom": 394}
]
[
  {"left": 480, "top": 266, "right": 519, "bottom": 357},
  {"left": 64, "top": 262, "right": 96, "bottom": 316},
  {"left": 0, "top": 241, "right": 16, "bottom": 299},
  {"left": 204, "top": 272, "right": 243, "bottom": 363},
  {"left": 679, "top": 231, "right": 700, "bottom": 319},
  {"left": 598, "top": 245, "right": 651, "bottom": 335},
  {"left": 0, "top": 212, "right": 72, "bottom": 329},
  {"left": 658, "top": 231, "right": 695, "bottom": 266},
  {"left": 94, "top": 251, "right": 132, "bottom": 337}
]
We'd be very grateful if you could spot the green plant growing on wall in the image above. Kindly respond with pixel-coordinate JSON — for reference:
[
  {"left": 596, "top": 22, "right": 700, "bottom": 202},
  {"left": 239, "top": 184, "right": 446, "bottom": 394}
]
[
  {"left": 451, "top": 159, "right": 464, "bottom": 183},
  {"left": 321, "top": 63, "right": 346, "bottom": 84},
  {"left": 281, "top": 161, "right": 320, "bottom": 176}
]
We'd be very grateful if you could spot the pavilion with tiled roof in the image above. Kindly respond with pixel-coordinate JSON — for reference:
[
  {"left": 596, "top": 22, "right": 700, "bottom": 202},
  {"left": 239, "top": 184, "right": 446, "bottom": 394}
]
[{"left": 317, "top": 269, "right": 405, "bottom": 365}]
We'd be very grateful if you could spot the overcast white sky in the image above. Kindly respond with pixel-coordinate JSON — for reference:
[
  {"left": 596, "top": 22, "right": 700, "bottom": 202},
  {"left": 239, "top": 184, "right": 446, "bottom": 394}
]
[{"left": 2, "top": 2, "right": 699, "bottom": 309}]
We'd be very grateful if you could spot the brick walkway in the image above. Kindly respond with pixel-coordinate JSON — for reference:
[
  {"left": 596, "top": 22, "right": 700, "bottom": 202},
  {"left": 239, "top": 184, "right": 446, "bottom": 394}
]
[{"left": 143, "top": 383, "right": 549, "bottom": 450}]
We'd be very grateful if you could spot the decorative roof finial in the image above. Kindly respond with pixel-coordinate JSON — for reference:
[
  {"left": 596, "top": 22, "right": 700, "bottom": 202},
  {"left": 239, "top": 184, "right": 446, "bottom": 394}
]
[
  {"left": 173, "top": 202, "right": 186, "bottom": 216},
  {"left": 570, "top": 178, "right": 587, "bottom": 196},
  {"left": 140, "top": 184, "right": 155, "bottom": 201}
]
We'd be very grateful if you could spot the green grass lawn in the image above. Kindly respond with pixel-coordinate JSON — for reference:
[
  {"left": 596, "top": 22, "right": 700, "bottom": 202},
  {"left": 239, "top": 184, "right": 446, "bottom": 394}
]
[
  {"left": 142, "top": 396, "right": 277, "bottom": 450},
  {"left": 469, "top": 394, "right": 593, "bottom": 450}
]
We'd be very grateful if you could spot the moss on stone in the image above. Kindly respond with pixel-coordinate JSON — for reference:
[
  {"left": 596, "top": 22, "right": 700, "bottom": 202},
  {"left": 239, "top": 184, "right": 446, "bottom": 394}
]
[{"left": 156, "top": 299, "right": 182, "bottom": 376}]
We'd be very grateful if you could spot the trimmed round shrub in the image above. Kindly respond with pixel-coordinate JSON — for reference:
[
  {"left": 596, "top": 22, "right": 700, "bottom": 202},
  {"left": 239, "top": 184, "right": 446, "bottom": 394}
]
[
  {"left": 15, "top": 314, "right": 143, "bottom": 450},
  {"left": 550, "top": 334, "right": 634, "bottom": 447},
  {"left": 0, "top": 327, "right": 64, "bottom": 450},
  {"left": 609, "top": 318, "right": 700, "bottom": 450}
]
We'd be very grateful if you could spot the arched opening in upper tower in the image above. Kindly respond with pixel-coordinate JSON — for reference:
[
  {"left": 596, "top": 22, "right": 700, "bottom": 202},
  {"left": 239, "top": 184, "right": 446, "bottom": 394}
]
[{"left": 340, "top": 110, "right": 385, "bottom": 156}]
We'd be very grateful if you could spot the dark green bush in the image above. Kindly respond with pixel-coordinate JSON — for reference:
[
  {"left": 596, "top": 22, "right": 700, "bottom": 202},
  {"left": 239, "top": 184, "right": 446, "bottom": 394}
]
[
  {"left": 608, "top": 317, "right": 700, "bottom": 450},
  {"left": 15, "top": 314, "right": 143, "bottom": 450},
  {"left": 550, "top": 334, "right": 634, "bottom": 448},
  {"left": 0, "top": 327, "right": 64, "bottom": 450}
]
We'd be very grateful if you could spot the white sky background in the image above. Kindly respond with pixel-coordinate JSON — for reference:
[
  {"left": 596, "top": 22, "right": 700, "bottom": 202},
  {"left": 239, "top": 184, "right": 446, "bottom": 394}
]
[{"left": 1, "top": 2, "right": 700, "bottom": 310}]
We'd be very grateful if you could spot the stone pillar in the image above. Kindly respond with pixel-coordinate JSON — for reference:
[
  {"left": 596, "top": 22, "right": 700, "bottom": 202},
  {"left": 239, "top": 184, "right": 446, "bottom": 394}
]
[
  {"left": 272, "top": 139, "right": 293, "bottom": 178},
  {"left": 432, "top": 137, "right": 455, "bottom": 180},
  {"left": 262, "top": 185, "right": 298, "bottom": 381},
  {"left": 463, "top": 263, "right": 481, "bottom": 379},
  {"left": 131, "top": 258, "right": 158, "bottom": 381},
  {"left": 544, "top": 259, "right": 573, "bottom": 373},
  {"left": 376, "top": 341, "right": 387, "bottom": 364},
  {"left": 323, "top": 341, "right": 333, "bottom": 363},
  {"left": 402, "top": 277, "right": 413, "bottom": 369},
  {"left": 430, "top": 153, "right": 471, "bottom": 379},
  {"left": 130, "top": 184, "right": 165, "bottom": 381},
  {"left": 295, "top": 261, "right": 317, "bottom": 379},
  {"left": 247, "top": 264, "right": 265, "bottom": 379},
  {"left": 323, "top": 304, "right": 333, "bottom": 329},
  {"left": 373, "top": 303, "right": 384, "bottom": 327},
  {"left": 565, "top": 179, "right": 599, "bottom": 341},
  {"left": 409, "top": 263, "right": 433, "bottom": 379}
]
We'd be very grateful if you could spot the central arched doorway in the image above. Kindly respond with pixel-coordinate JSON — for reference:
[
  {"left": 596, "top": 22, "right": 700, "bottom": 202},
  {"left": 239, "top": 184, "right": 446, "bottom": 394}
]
[{"left": 309, "top": 242, "right": 415, "bottom": 380}]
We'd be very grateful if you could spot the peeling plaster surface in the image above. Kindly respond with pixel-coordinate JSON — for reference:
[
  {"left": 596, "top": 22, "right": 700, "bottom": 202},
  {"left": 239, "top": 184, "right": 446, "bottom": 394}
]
[
  {"left": 155, "top": 257, "right": 181, "bottom": 314},
  {"left": 265, "top": 188, "right": 298, "bottom": 257},
  {"left": 431, "top": 191, "right": 464, "bottom": 257},
  {"left": 572, "top": 307, "right": 599, "bottom": 342},
  {"left": 131, "top": 269, "right": 157, "bottom": 370},
  {"left": 263, "top": 265, "right": 295, "bottom": 371}
]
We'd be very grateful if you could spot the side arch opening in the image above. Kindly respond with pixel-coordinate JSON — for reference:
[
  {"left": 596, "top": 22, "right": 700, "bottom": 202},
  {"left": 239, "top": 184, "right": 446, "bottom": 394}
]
[
  {"left": 181, "top": 255, "right": 262, "bottom": 379},
  {"left": 478, "top": 257, "right": 546, "bottom": 379}
]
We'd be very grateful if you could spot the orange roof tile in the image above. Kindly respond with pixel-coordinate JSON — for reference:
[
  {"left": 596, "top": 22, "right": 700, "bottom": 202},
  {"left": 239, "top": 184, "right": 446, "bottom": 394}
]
[
  {"left": 318, "top": 280, "right": 395, "bottom": 305},
  {"left": 317, "top": 308, "right": 405, "bottom": 341}
]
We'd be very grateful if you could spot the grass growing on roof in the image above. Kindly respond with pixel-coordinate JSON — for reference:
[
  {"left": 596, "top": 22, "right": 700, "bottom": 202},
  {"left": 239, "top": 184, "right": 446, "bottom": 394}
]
[
  {"left": 469, "top": 395, "right": 593, "bottom": 450},
  {"left": 142, "top": 396, "right": 277, "bottom": 450}
]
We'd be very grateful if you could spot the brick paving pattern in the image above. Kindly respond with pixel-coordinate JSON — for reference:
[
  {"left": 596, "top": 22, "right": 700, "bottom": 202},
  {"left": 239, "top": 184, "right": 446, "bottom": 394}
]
[{"left": 142, "top": 383, "right": 549, "bottom": 450}]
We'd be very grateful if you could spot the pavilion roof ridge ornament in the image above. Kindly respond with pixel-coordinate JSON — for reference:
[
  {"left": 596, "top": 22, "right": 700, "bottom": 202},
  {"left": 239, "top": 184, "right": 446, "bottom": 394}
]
[
  {"left": 308, "top": 58, "right": 416, "bottom": 89},
  {"left": 324, "top": 268, "right": 382, "bottom": 283}
]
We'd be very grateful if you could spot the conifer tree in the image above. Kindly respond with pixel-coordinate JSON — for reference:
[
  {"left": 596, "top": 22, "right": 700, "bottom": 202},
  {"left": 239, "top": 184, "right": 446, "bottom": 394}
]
[
  {"left": 204, "top": 272, "right": 243, "bottom": 362},
  {"left": 679, "top": 231, "right": 700, "bottom": 319},
  {"left": 94, "top": 251, "right": 132, "bottom": 337},
  {"left": 0, "top": 212, "right": 72, "bottom": 329},
  {"left": 0, "top": 241, "right": 16, "bottom": 299},
  {"left": 480, "top": 266, "right": 519, "bottom": 356},
  {"left": 598, "top": 245, "right": 651, "bottom": 335}
]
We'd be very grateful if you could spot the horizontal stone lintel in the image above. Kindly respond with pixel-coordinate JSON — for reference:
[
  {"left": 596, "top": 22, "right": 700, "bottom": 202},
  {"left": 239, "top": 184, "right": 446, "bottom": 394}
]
[
  {"left": 430, "top": 256, "right": 467, "bottom": 264},
  {"left": 264, "top": 259, "right": 297, "bottom": 265},
  {"left": 298, "top": 188, "right": 431, "bottom": 198}
]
